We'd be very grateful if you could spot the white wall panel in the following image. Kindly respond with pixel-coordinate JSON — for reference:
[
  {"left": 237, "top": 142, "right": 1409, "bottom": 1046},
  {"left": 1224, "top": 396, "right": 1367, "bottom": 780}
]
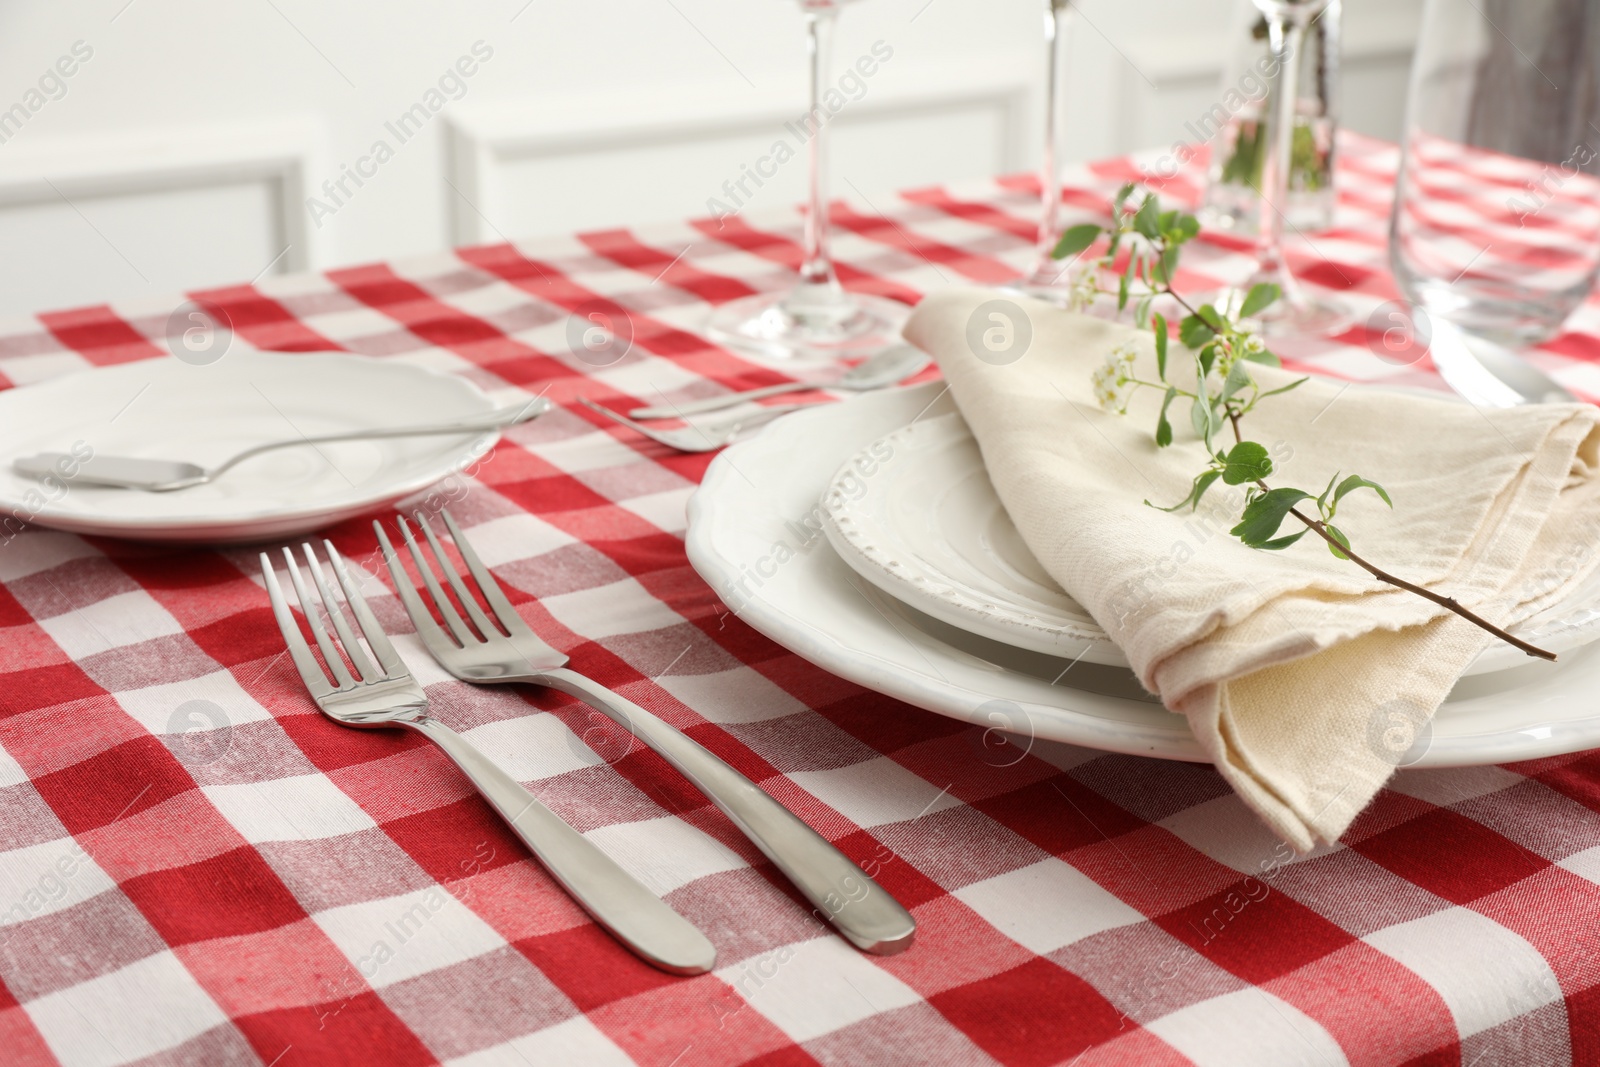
[
  {"left": 0, "top": 0, "right": 1418, "bottom": 315},
  {"left": 0, "top": 182, "right": 279, "bottom": 317},
  {"left": 0, "top": 120, "right": 315, "bottom": 316},
  {"left": 446, "top": 68, "right": 1030, "bottom": 243}
]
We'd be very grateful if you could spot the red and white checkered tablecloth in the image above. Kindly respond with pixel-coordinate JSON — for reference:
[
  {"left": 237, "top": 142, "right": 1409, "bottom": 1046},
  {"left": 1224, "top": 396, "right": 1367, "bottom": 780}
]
[{"left": 3, "top": 132, "right": 1600, "bottom": 1067}]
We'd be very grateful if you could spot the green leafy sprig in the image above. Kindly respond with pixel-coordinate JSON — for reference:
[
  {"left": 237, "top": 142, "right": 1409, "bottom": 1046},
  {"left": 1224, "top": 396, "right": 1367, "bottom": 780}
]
[{"left": 1052, "top": 184, "right": 1554, "bottom": 661}]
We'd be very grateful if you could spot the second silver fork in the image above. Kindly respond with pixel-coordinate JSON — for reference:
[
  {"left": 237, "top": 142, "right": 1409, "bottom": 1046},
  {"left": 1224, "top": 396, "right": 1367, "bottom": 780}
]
[
  {"left": 578, "top": 396, "right": 804, "bottom": 452},
  {"left": 376, "top": 509, "right": 916, "bottom": 956}
]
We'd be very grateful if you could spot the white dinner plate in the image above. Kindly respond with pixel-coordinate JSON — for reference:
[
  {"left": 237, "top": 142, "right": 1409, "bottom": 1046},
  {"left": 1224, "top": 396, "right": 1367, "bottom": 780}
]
[
  {"left": 819, "top": 410, "right": 1600, "bottom": 677},
  {"left": 0, "top": 350, "right": 501, "bottom": 543},
  {"left": 686, "top": 381, "right": 1600, "bottom": 766}
]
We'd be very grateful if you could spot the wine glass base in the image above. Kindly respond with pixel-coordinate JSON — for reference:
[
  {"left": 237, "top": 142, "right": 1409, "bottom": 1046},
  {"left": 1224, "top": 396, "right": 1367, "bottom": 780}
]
[
  {"left": 999, "top": 261, "right": 1076, "bottom": 307},
  {"left": 1219, "top": 287, "right": 1350, "bottom": 339},
  {"left": 1258, "top": 298, "right": 1350, "bottom": 339},
  {"left": 707, "top": 290, "right": 910, "bottom": 363}
]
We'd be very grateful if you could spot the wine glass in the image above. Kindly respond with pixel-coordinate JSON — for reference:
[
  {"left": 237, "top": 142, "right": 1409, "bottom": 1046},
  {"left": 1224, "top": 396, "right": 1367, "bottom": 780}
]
[
  {"left": 706, "top": 0, "right": 909, "bottom": 362},
  {"left": 1390, "top": 0, "right": 1600, "bottom": 359},
  {"left": 1006, "top": 0, "right": 1081, "bottom": 303},
  {"left": 1236, "top": 0, "right": 1348, "bottom": 335}
]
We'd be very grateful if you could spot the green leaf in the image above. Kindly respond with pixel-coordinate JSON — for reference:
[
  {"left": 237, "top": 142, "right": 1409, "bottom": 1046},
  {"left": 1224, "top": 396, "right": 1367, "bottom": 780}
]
[
  {"left": 1219, "top": 359, "right": 1253, "bottom": 403},
  {"left": 1315, "top": 471, "right": 1340, "bottom": 517},
  {"left": 1197, "top": 304, "right": 1226, "bottom": 331},
  {"left": 1333, "top": 475, "right": 1393, "bottom": 509},
  {"left": 1179, "top": 313, "right": 1215, "bottom": 350},
  {"left": 1157, "top": 243, "right": 1181, "bottom": 286},
  {"left": 1149, "top": 469, "right": 1221, "bottom": 513},
  {"left": 1220, "top": 441, "right": 1273, "bottom": 485},
  {"left": 1239, "top": 282, "right": 1281, "bottom": 319},
  {"left": 1324, "top": 523, "right": 1351, "bottom": 559},
  {"left": 1242, "top": 345, "right": 1281, "bottom": 366},
  {"left": 1230, "top": 487, "right": 1312, "bottom": 547},
  {"left": 1190, "top": 393, "right": 1217, "bottom": 446},
  {"left": 1053, "top": 223, "right": 1102, "bottom": 260},
  {"left": 1170, "top": 214, "right": 1200, "bottom": 242},
  {"left": 1112, "top": 181, "right": 1137, "bottom": 214},
  {"left": 1158, "top": 209, "right": 1178, "bottom": 234},
  {"left": 1135, "top": 292, "right": 1153, "bottom": 329},
  {"left": 1258, "top": 530, "right": 1308, "bottom": 551},
  {"left": 1133, "top": 195, "right": 1161, "bottom": 240},
  {"left": 1117, "top": 269, "right": 1130, "bottom": 311},
  {"left": 1152, "top": 312, "right": 1169, "bottom": 379},
  {"left": 1155, "top": 386, "right": 1177, "bottom": 447},
  {"left": 1197, "top": 343, "right": 1218, "bottom": 381},
  {"left": 1256, "top": 375, "right": 1307, "bottom": 399}
]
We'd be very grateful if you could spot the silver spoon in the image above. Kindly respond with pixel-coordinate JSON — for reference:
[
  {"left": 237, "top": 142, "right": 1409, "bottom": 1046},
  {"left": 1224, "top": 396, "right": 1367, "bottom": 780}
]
[
  {"left": 12, "top": 398, "right": 551, "bottom": 492},
  {"left": 628, "top": 342, "right": 929, "bottom": 420}
]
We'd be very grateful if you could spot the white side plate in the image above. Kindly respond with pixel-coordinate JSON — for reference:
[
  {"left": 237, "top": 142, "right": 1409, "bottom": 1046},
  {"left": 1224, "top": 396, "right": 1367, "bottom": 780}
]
[
  {"left": 0, "top": 350, "right": 500, "bottom": 543},
  {"left": 686, "top": 381, "right": 1600, "bottom": 766}
]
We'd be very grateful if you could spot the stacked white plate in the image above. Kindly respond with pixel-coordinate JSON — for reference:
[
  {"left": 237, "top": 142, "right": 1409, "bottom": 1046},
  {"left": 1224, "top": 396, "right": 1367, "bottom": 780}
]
[{"left": 686, "top": 381, "right": 1600, "bottom": 765}]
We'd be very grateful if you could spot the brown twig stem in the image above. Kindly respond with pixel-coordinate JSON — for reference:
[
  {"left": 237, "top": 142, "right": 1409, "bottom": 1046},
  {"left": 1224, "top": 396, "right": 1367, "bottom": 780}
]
[{"left": 1220, "top": 410, "right": 1554, "bottom": 661}]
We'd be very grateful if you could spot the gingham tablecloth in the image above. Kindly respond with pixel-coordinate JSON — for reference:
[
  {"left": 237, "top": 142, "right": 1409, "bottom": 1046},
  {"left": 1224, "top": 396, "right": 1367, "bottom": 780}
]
[{"left": 3, "top": 133, "right": 1600, "bottom": 1067}]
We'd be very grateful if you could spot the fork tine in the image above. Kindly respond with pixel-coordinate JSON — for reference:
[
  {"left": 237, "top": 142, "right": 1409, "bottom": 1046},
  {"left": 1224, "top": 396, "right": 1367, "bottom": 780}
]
[
  {"left": 578, "top": 397, "right": 679, "bottom": 448},
  {"left": 413, "top": 511, "right": 504, "bottom": 639},
  {"left": 325, "top": 540, "right": 407, "bottom": 680},
  {"left": 373, "top": 520, "right": 457, "bottom": 660},
  {"left": 281, "top": 546, "right": 357, "bottom": 689},
  {"left": 439, "top": 508, "right": 532, "bottom": 639},
  {"left": 303, "top": 545, "right": 379, "bottom": 683},
  {"left": 260, "top": 552, "right": 335, "bottom": 698},
  {"left": 397, "top": 515, "right": 477, "bottom": 647}
]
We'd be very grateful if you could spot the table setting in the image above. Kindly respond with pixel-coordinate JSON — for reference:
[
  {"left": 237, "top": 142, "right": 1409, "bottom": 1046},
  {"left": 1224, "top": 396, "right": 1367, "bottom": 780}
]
[{"left": 5, "top": 0, "right": 1600, "bottom": 1064}]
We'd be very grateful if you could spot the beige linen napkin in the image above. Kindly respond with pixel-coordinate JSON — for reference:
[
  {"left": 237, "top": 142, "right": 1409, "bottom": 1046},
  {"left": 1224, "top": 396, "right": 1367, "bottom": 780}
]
[{"left": 904, "top": 286, "right": 1600, "bottom": 850}]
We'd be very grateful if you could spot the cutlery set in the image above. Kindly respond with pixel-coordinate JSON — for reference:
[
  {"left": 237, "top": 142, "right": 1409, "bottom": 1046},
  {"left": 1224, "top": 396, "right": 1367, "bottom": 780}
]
[
  {"left": 9, "top": 345, "right": 934, "bottom": 971},
  {"left": 261, "top": 508, "right": 916, "bottom": 974}
]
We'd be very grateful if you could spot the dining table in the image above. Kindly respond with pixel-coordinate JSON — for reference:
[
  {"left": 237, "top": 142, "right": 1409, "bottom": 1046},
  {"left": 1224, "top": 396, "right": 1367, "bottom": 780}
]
[{"left": 2, "top": 131, "right": 1600, "bottom": 1067}]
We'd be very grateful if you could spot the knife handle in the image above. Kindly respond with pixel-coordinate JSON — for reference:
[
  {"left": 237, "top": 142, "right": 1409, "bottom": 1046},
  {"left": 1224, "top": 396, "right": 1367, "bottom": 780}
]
[
  {"left": 408, "top": 716, "right": 717, "bottom": 975},
  {"left": 541, "top": 668, "right": 916, "bottom": 955}
]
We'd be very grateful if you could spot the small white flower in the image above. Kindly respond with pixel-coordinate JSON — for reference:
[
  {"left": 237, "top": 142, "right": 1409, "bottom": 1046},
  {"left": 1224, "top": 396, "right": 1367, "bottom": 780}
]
[
  {"left": 1107, "top": 340, "right": 1139, "bottom": 371},
  {"left": 1067, "top": 268, "right": 1100, "bottom": 313},
  {"left": 1240, "top": 332, "right": 1266, "bottom": 356},
  {"left": 1090, "top": 364, "right": 1125, "bottom": 412},
  {"left": 1091, "top": 343, "right": 1139, "bottom": 413}
]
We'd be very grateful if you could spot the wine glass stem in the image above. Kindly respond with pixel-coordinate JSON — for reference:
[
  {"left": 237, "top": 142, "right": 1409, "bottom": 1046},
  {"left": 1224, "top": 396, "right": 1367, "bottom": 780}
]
[
  {"left": 1034, "top": 0, "right": 1074, "bottom": 275},
  {"left": 797, "top": 5, "right": 840, "bottom": 292},
  {"left": 1257, "top": 13, "right": 1305, "bottom": 302}
]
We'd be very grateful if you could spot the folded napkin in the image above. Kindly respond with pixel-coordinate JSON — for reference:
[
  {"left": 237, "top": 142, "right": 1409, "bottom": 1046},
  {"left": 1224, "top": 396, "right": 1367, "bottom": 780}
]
[{"left": 904, "top": 287, "right": 1600, "bottom": 849}]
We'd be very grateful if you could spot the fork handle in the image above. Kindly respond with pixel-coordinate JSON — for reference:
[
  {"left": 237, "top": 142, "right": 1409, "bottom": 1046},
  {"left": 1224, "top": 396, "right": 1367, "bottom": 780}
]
[
  {"left": 405, "top": 716, "right": 716, "bottom": 975},
  {"left": 629, "top": 381, "right": 810, "bottom": 419},
  {"left": 540, "top": 668, "right": 916, "bottom": 955}
]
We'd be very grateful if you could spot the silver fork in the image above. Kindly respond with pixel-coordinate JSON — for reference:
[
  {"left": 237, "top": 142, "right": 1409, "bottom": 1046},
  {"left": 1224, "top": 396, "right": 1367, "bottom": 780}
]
[
  {"left": 259, "top": 542, "right": 716, "bottom": 975},
  {"left": 375, "top": 509, "right": 917, "bottom": 956},
  {"left": 578, "top": 396, "right": 805, "bottom": 452}
]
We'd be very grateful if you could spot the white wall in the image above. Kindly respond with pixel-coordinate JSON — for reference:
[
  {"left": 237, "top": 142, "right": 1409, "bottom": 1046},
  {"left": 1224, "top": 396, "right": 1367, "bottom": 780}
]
[{"left": 0, "top": 0, "right": 1420, "bottom": 317}]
